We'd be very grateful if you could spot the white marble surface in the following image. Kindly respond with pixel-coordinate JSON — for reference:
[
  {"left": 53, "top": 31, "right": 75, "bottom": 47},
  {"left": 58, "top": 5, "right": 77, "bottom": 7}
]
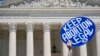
[{"left": 10, "top": 0, "right": 100, "bottom": 8}]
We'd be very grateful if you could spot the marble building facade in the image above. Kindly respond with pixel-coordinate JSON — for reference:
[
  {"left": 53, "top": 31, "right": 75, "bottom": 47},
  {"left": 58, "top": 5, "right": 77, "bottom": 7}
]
[{"left": 0, "top": 16, "right": 100, "bottom": 56}]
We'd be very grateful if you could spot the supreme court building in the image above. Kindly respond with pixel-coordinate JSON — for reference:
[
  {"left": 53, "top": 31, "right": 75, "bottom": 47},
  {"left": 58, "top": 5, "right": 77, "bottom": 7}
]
[{"left": 0, "top": 0, "right": 100, "bottom": 56}]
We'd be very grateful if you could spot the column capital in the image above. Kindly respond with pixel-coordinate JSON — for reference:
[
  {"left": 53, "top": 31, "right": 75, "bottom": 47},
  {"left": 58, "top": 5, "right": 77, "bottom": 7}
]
[
  {"left": 26, "top": 23, "right": 34, "bottom": 32},
  {"left": 43, "top": 23, "right": 51, "bottom": 32},
  {"left": 61, "top": 22, "right": 65, "bottom": 28},
  {"left": 8, "top": 23, "right": 17, "bottom": 32},
  {"left": 96, "top": 23, "right": 100, "bottom": 32},
  {"left": 61, "top": 22, "right": 64, "bottom": 25}
]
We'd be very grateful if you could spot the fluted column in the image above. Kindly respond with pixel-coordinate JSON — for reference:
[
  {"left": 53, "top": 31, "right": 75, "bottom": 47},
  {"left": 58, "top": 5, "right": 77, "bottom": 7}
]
[
  {"left": 43, "top": 23, "right": 51, "bottom": 56},
  {"left": 62, "top": 43, "right": 69, "bottom": 56},
  {"left": 9, "top": 23, "right": 16, "bottom": 56},
  {"left": 61, "top": 23, "right": 69, "bottom": 56},
  {"left": 80, "top": 44, "right": 87, "bottom": 56},
  {"left": 96, "top": 23, "right": 100, "bottom": 56},
  {"left": 26, "top": 23, "right": 34, "bottom": 56}
]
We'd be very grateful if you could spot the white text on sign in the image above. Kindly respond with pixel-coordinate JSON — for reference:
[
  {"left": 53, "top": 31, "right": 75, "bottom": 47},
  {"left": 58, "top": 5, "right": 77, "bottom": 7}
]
[{"left": 62, "top": 18, "right": 93, "bottom": 45}]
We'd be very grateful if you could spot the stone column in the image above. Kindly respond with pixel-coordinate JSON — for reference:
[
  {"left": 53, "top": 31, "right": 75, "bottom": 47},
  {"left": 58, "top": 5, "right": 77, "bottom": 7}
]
[
  {"left": 43, "top": 23, "right": 51, "bottom": 56},
  {"left": 62, "top": 43, "right": 69, "bottom": 56},
  {"left": 96, "top": 23, "right": 100, "bottom": 56},
  {"left": 80, "top": 44, "right": 87, "bottom": 56},
  {"left": 9, "top": 23, "right": 16, "bottom": 56},
  {"left": 61, "top": 23, "right": 69, "bottom": 56},
  {"left": 26, "top": 23, "right": 34, "bottom": 56}
]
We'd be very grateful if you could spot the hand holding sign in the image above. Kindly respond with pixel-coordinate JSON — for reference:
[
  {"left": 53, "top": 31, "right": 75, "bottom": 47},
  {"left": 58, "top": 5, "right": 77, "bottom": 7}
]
[
  {"left": 66, "top": 40, "right": 72, "bottom": 50},
  {"left": 60, "top": 17, "right": 96, "bottom": 47},
  {"left": 66, "top": 40, "right": 72, "bottom": 56}
]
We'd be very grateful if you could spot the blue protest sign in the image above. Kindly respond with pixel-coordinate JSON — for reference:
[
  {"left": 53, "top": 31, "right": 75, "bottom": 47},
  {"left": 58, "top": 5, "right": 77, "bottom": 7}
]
[{"left": 60, "top": 17, "right": 96, "bottom": 47}]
